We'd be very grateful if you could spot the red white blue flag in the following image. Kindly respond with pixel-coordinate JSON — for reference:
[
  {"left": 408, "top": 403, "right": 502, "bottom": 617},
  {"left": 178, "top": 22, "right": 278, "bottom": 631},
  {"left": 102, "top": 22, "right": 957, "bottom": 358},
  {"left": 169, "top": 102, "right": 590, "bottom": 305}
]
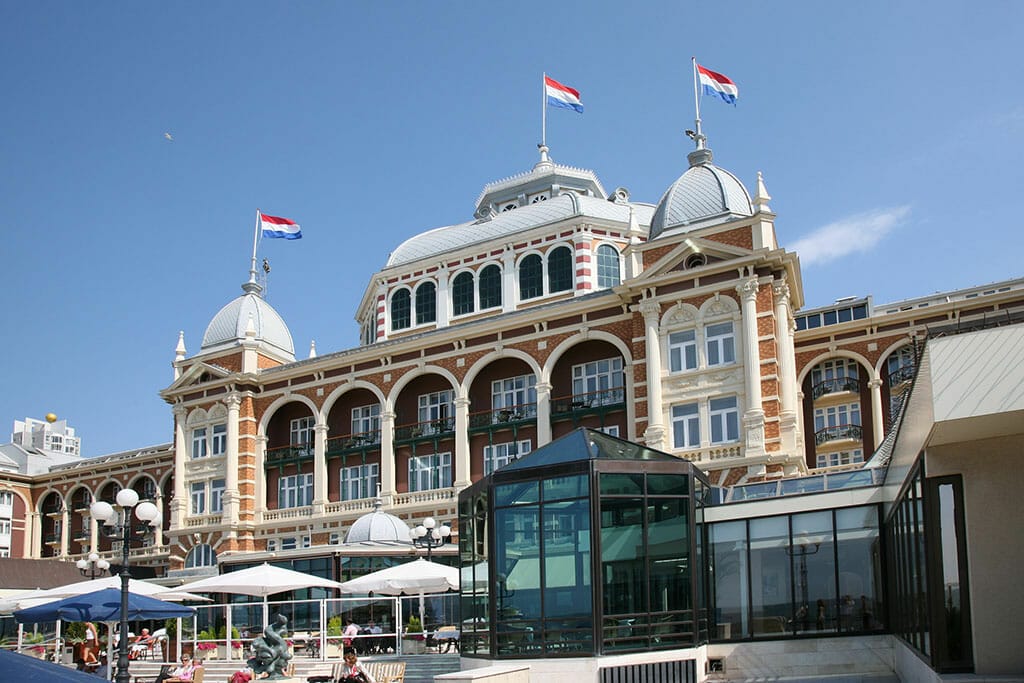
[
  {"left": 697, "top": 64, "right": 738, "bottom": 105},
  {"left": 545, "top": 75, "right": 583, "bottom": 113},
  {"left": 259, "top": 212, "right": 302, "bottom": 240}
]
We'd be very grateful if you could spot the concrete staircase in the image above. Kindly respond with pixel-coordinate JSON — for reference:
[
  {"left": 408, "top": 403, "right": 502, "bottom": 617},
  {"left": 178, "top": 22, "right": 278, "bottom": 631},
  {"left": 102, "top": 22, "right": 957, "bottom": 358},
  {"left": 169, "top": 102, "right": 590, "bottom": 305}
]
[{"left": 123, "top": 653, "right": 461, "bottom": 682}]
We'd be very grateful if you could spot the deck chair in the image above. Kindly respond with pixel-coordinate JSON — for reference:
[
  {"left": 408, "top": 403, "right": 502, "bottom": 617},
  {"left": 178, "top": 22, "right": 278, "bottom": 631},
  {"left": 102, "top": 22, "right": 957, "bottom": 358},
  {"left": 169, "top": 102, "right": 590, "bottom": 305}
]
[{"left": 364, "top": 661, "right": 406, "bottom": 683}]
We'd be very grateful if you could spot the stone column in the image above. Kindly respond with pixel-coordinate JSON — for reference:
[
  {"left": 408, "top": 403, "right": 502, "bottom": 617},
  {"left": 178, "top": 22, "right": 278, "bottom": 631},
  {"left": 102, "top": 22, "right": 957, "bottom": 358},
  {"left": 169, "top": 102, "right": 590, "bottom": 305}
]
[
  {"left": 59, "top": 506, "right": 69, "bottom": 557},
  {"left": 313, "top": 423, "right": 329, "bottom": 512},
  {"left": 738, "top": 279, "right": 766, "bottom": 457},
  {"left": 502, "top": 245, "right": 516, "bottom": 312},
  {"left": 28, "top": 512, "right": 41, "bottom": 558},
  {"left": 640, "top": 299, "right": 666, "bottom": 450},
  {"left": 171, "top": 405, "right": 188, "bottom": 528},
  {"left": 379, "top": 411, "right": 396, "bottom": 500},
  {"left": 535, "top": 381, "right": 552, "bottom": 446},
  {"left": 436, "top": 265, "right": 450, "bottom": 328},
  {"left": 869, "top": 378, "right": 885, "bottom": 449},
  {"left": 773, "top": 281, "right": 799, "bottom": 455},
  {"left": 454, "top": 396, "right": 471, "bottom": 488},
  {"left": 223, "top": 394, "right": 241, "bottom": 526},
  {"left": 152, "top": 493, "right": 164, "bottom": 547}
]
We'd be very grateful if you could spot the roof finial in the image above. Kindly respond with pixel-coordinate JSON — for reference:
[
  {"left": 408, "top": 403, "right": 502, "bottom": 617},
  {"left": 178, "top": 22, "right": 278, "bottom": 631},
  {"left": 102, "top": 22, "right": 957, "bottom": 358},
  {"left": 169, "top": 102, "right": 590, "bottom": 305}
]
[
  {"left": 175, "top": 331, "right": 187, "bottom": 360},
  {"left": 309, "top": 340, "right": 317, "bottom": 359},
  {"left": 754, "top": 171, "right": 772, "bottom": 213},
  {"left": 534, "top": 143, "right": 553, "bottom": 171}
]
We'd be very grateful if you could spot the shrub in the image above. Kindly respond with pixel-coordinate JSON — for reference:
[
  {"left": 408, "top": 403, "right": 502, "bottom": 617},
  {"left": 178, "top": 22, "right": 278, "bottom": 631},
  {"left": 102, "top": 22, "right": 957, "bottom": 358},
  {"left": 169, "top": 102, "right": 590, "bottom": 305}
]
[{"left": 326, "top": 615, "right": 343, "bottom": 636}]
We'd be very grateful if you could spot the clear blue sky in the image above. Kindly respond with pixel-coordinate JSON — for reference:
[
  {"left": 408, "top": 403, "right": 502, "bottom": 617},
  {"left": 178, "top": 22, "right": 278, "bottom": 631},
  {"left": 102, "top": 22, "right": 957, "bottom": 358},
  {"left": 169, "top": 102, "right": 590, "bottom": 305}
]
[{"left": 2, "top": 2, "right": 1022, "bottom": 457}]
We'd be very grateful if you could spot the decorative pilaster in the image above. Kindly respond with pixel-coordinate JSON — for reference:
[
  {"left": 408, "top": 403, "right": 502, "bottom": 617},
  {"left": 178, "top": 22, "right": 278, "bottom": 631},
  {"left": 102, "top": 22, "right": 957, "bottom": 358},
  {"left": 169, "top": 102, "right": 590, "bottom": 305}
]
[
  {"left": 773, "top": 280, "right": 799, "bottom": 455},
  {"left": 171, "top": 405, "right": 188, "bottom": 528},
  {"left": 222, "top": 394, "right": 242, "bottom": 526},
  {"left": 454, "top": 396, "right": 471, "bottom": 488},
  {"left": 437, "top": 264, "right": 451, "bottom": 328},
  {"left": 738, "top": 279, "right": 766, "bottom": 457},
  {"left": 640, "top": 299, "right": 666, "bottom": 450},
  {"left": 254, "top": 434, "right": 268, "bottom": 524},
  {"left": 152, "top": 493, "right": 164, "bottom": 547},
  {"left": 869, "top": 378, "right": 885, "bottom": 449},
  {"left": 502, "top": 245, "right": 516, "bottom": 312},
  {"left": 379, "top": 411, "right": 396, "bottom": 501},
  {"left": 59, "top": 506, "right": 69, "bottom": 557},
  {"left": 29, "top": 512, "right": 41, "bottom": 558},
  {"left": 313, "top": 423, "right": 329, "bottom": 511},
  {"left": 535, "top": 382, "right": 552, "bottom": 446}
]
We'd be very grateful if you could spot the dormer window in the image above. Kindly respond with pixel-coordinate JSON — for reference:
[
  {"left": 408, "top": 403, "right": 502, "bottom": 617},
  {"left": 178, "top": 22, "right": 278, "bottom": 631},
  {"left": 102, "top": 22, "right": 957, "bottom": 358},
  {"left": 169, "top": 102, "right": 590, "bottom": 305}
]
[
  {"left": 528, "top": 191, "right": 550, "bottom": 204},
  {"left": 502, "top": 203, "right": 517, "bottom": 212}
]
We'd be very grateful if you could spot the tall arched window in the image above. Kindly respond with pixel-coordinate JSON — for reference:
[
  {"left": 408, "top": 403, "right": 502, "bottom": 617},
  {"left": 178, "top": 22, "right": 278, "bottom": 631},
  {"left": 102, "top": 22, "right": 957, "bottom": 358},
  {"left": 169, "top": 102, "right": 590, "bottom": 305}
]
[
  {"left": 519, "top": 254, "right": 543, "bottom": 300},
  {"left": 479, "top": 264, "right": 502, "bottom": 310},
  {"left": 415, "top": 282, "right": 436, "bottom": 325},
  {"left": 390, "top": 289, "right": 411, "bottom": 331},
  {"left": 596, "top": 244, "right": 621, "bottom": 288},
  {"left": 547, "top": 245, "right": 573, "bottom": 293},
  {"left": 453, "top": 272, "right": 475, "bottom": 316}
]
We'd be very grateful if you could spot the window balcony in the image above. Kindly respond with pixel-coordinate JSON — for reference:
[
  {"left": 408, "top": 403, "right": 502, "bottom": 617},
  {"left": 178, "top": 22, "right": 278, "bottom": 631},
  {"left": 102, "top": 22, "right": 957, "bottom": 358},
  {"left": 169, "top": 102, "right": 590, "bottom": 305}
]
[
  {"left": 70, "top": 500, "right": 92, "bottom": 512},
  {"left": 551, "top": 388, "right": 626, "bottom": 418},
  {"left": 326, "top": 429, "right": 381, "bottom": 456},
  {"left": 265, "top": 444, "right": 314, "bottom": 465},
  {"left": 395, "top": 417, "right": 455, "bottom": 443},
  {"left": 468, "top": 403, "right": 537, "bottom": 432},
  {"left": 72, "top": 529, "right": 89, "bottom": 542},
  {"left": 44, "top": 533, "right": 61, "bottom": 544},
  {"left": 43, "top": 504, "right": 64, "bottom": 515},
  {"left": 811, "top": 377, "right": 861, "bottom": 400},
  {"left": 888, "top": 364, "right": 916, "bottom": 387},
  {"left": 814, "top": 424, "right": 864, "bottom": 446}
]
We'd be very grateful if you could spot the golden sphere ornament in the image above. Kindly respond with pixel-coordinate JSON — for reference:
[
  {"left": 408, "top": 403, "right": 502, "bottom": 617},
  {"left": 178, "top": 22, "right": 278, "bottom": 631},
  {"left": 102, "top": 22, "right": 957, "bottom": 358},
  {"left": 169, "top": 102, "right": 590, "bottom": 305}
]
[{"left": 45, "top": 413, "right": 58, "bottom": 423}]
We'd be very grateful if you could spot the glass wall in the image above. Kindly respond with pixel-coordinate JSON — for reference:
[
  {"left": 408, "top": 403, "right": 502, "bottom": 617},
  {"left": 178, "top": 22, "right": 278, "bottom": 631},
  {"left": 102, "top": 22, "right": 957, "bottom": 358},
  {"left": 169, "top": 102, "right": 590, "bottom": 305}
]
[{"left": 710, "top": 504, "right": 884, "bottom": 640}]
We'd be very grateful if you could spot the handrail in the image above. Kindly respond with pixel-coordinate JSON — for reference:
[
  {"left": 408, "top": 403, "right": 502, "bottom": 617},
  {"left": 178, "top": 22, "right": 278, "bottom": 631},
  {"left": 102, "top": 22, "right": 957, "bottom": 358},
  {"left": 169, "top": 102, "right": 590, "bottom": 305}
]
[
  {"left": 811, "top": 377, "right": 861, "bottom": 400},
  {"left": 551, "top": 387, "right": 626, "bottom": 414},
  {"left": 814, "top": 424, "right": 863, "bottom": 445},
  {"left": 468, "top": 403, "right": 537, "bottom": 429}
]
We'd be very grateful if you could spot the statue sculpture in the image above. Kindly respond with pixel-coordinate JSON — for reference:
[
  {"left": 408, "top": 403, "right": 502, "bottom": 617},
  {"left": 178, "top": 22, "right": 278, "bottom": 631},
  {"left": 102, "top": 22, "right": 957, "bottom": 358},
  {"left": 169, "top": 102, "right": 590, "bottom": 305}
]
[{"left": 248, "top": 613, "right": 293, "bottom": 679}]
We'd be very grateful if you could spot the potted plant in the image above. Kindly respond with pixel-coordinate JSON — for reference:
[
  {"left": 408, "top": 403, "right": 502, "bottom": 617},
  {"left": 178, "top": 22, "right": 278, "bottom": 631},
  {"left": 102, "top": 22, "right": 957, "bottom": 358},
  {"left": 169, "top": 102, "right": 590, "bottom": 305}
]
[
  {"left": 402, "top": 615, "right": 426, "bottom": 655},
  {"left": 65, "top": 621, "right": 87, "bottom": 663},
  {"left": 23, "top": 631, "right": 47, "bottom": 659},
  {"left": 325, "top": 615, "right": 344, "bottom": 657}
]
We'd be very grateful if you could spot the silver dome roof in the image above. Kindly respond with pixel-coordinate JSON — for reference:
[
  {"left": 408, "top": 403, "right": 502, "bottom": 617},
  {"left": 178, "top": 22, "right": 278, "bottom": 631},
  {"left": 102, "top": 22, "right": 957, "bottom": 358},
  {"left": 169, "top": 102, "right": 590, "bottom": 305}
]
[
  {"left": 345, "top": 501, "right": 413, "bottom": 544},
  {"left": 649, "top": 148, "right": 753, "bottom": 240},
  {"left": 200, "top": 281, "right": 295, "bottom": 360}
]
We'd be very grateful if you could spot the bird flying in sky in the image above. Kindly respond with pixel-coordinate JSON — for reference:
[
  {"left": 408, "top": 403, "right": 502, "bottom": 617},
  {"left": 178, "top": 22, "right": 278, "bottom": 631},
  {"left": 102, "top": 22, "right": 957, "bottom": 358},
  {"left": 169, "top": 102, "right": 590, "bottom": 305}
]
[{"left": 164, "top": 132, "right": 173, "bottom": 141}]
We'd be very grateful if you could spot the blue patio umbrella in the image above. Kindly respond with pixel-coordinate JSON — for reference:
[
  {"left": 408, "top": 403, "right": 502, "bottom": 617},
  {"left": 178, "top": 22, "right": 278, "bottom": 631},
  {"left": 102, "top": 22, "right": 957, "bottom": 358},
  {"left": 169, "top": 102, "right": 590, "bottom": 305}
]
[
  {"left": 14, "top": 587, "right": 195, "bottom": 623},
  {"left": 0, "top": 647, "right": 109, "bottom": 681}
]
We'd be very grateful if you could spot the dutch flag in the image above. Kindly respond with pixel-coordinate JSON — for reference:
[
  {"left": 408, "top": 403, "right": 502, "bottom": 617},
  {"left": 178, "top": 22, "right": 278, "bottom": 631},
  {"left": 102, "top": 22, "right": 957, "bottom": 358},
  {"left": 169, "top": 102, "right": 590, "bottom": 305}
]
[
  {"left": 545, "top": 75, "right": 584, "bottom": 114},
  {"left": 260, "top": 212, "right": 302, "bottom": 240},
  {"left": 697, "top": 64, "right": 739, "bottom": 105}
]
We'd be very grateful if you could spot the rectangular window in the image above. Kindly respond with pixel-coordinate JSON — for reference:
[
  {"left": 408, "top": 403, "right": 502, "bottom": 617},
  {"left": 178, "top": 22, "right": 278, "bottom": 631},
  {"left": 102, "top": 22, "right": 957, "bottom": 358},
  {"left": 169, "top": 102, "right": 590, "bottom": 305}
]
[
  {"left": 668, "top": 330, "right": 698, "bottom": 372},
  {"left": 710, "top": 396, "right": 740, "bottom": 443},
  {"left": 191, "top": 428, "right": 207, "bottom": 459},
  {"left": 598, "top": 425, "right": 620, "bottom": 438},
  {"left": 0, "top": 491, "right": 13, "bottom": 507},
  {"left": 0, "top": 520, "right": 11, "bottom": 535},
  {"left": 491, "top": 375, "right": 537, "bottom": 415},
  {"left": 281, "top": 537, "right": 297, "bottom": 551},
  {"left": 210, "top": 478, "right": 226, "bottom": 513},
  {"left": 211, "top": 424, "right": 227, "bottom": 456},
  {"left": 351, "top": 404, "right": 381, "bottom": 441},
  {"left": 814, "top": 403, "right": 862, "bottom": 431},
  {"left": 341, "top": 463, "right": 380, "bottom": 501},
  {"left": 191, "top": 482, "right": 206, "bottom": 514},
  {"left": 266, "top": 539, "right": 277, "bottom": 552},
  {"left": 816, "top": 449, "right": 864, "bottom": 468},
  {"left": 409, "top": 452, "right": 452, "bottom": 492},
  {"left": 290, "top": 417, "right": 315, "bottom": 448},
  {"left": 278, "top": 473, "right": 314, "bottom": 508},
  {"left": 706, "top": 322, "right": 736, "bottom": 367},
  {"left": 571, "top": 357, "right": 624, "bottom": 405},
  {"left": 418, "top": 391, "right": 455, "bottom": 433},
  {"left": 671, "top": 402, "right": 700, "bottom": 448},
  {"left": 484, "top": 440, "right": 532, "bottom": 475}
]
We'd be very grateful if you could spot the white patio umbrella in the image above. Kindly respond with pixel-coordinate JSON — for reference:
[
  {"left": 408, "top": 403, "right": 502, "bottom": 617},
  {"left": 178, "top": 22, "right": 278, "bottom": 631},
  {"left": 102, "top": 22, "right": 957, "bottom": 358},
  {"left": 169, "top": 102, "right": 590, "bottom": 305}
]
[
  {"left": 339, "top": 558, "right": 458, "bottom": 649},
  {"left": 0, "top": 576, "right": 208, "bottom": 613},
  {"left": 173, "top": 562, "right": 346, "bottom": 598},
  {"left": 337, "top": 559, "right": 458, "bottom": 596}
]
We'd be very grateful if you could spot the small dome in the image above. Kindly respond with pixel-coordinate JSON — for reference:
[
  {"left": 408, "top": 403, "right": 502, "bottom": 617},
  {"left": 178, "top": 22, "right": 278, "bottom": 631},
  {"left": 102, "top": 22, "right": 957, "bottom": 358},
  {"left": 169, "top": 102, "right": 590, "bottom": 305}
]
[
  {"left": 345, "top": 500, "right": 413, "bottom": 544},
  {"left": 649, "top": 149, "right": 752, "bottom": 240},
  {"left": 200, "top": 281, "right": 295, "bottom": 360}
]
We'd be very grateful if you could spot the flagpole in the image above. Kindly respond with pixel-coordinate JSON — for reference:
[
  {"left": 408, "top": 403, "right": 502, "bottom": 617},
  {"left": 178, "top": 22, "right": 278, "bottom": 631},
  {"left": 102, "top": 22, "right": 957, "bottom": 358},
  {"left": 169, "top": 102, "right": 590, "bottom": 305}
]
[
  {"left": 691, "top": 57, "right": 703, "bottom": 146},
  {"left": 541, "top": 72, "right": 547, "bottom": 148},
  {"left": 249, "top": 209, "right": 261, "bottom": 285}
]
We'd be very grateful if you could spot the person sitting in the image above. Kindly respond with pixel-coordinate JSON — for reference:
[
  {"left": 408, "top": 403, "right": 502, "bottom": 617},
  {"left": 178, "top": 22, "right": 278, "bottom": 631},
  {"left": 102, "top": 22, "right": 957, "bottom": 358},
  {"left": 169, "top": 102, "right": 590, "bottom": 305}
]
[
  {"left": 338, "top": 649, "right": 376, "bottom": 683},
  {"left": 130, "top": 627, "right": 155, "bottom": 659},
  {"left": 343, "top": 619, "right": 360, "bottom": 652},
  {"left": 156, "top": 653, "right": 196, "bottom": 682},
  {"left": 228, "top": 663, "right": 269, "bottom": 683}
]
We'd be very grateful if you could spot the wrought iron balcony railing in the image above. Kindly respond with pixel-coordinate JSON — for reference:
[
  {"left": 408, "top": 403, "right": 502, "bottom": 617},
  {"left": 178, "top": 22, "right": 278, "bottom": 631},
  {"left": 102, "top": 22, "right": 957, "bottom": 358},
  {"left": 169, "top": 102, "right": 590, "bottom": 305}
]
[
  {"left": 551, "top": 388, "right": 626, "bottom": 415},
  {"left": 394, "top": 417, "right": 455, "bottom": 442},
  {"left": 811, "top": 377, "right": 861, "bottom": 400},
  {"left": 326, "top": 429, "right": 381, "bottom": 455},
  {"left": 888, "top": 365, "right": 916, "bottom": 387},
  {"left": 265, "top": 444, "right": 314, "bottom": 464},
  {"left": 468, "top": 403, "right": 538, "bottom": 430},
  {"left": 814, "top": 424, "right": 864, "bottom": 446}
]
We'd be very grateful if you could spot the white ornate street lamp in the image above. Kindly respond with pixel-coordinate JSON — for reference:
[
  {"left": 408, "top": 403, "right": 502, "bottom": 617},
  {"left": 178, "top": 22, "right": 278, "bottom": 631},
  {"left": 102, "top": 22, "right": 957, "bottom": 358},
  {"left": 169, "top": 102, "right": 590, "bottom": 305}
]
[
  {"left": 89, "top": 489, "right": 159, "bottom": 683},
  {"left": 410, "top": 517, "right": 451, "bottom": 560},
  {"left": 76, "top": 552, "right": 111, "bottom": 579}
]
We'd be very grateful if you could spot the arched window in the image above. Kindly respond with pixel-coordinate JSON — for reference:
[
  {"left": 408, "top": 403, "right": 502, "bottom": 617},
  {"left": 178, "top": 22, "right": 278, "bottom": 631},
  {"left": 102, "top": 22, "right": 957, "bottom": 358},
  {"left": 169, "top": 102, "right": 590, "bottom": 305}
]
[
  {"left": 415, "top": 282, "right": 436, "bottom": 325},
  {"left": 519, "top": 254, "right": 543, "bottom": 300},
  {"left": 479, "top": 264, "right": 502, "bottom": 310},
  {"left": 185, "top": 543, "right": 217, "bottom": 568},
  {"left": 452, "top": 272, "right": 475, "bottom": 316},
  {"left": 390, "top": 289, "right": 411, "bottom": 331},
  {"left": 547, "top": 245, "right": 573, "bottom": 293},
  {"left": 596, "top": 244, "right": 621, "bottom": 288}
]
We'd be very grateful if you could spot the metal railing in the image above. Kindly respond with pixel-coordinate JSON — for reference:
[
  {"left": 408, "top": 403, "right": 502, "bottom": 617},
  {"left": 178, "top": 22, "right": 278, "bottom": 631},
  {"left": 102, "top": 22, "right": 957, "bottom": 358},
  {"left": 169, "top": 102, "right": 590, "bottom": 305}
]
[
  {"left": 551, "top": 388, "right": 626, "bottom": 415},
  {"left": 468, "top": 403, "right": 537, "bottom": 429},
  {"left": 814, "top": 424, "right": 863, "bottom": 445},
  {"left": 394, "top": 417, "right": 455, "bottom": 442},
  {"left": 811, "top": 377, "right": 861, "bottom": 400}
]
